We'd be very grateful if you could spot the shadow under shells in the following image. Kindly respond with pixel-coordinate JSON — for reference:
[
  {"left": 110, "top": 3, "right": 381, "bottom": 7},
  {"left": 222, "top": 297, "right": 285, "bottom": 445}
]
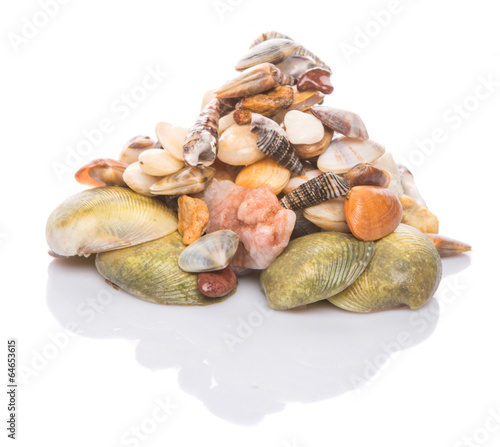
[{"left": 43, "top": 254, "right": 470, "bottom": 425}]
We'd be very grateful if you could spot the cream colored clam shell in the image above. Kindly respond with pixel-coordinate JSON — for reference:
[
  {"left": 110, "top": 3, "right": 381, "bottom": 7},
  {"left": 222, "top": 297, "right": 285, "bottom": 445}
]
[
  {"left": 218, "top": 124, "right": 266, "bottom": 166},
  {"left": 155, "top": 122, "right": 189, "bottom": 161},
  {"left": 303, "top": 198, "right": 350, "bottom": 232},
  {"left": 45, "top": 186, "right": 178, "bottom": 257},
  {"left": 138, "top": 149, "right": 184, "bottom": 176},
  {"left": 123, "top": 161, "right": 160, "bottom": 197}
]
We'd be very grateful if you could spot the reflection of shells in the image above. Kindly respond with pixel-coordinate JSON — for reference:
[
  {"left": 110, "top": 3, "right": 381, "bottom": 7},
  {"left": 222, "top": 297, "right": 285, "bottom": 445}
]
[
  {"left": 178, "top": 230, "right": 239, "bottom": 273},
  {"left": 328, "top": 224, "right": 442, "bottom": 312},
  {"left": 318, "top": 137, "right": 385, "bottom": 174},
  {"left": 95, "top": 232, "right": 229, "bottom": 305},
  {"left": 46, "top": 186, "right": 177, "bottom": 257},
  {"left": 261, "top": 232, "right": 374, "bottom": 310},
  {"left": 235, "top": 157, "right": 291, "bottom": 195}
]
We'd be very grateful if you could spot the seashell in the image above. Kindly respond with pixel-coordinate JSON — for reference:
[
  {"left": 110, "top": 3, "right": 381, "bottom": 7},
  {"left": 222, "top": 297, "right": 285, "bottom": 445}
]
[
  {"left": 119, "top": 135, "right": 156, "bottom": 164},
  {"left": 328, "top": 224, "right": 442, "bottom": 312},
  {"left": 290, "top": 209, "right": 321, "bottom": 240},
  {"left": 218, "top": 123, "right": 266, "bottom": 166},
  {"left": 235, "top": 38, "right": 300, "bottom": 71},
  {"left": 344, "top": 186, "right": 403, "bottom": 241},
  {"left": 317, "top": 136, "right": 385, "bottom": 174},
  {"left": 398, "top": 164, "right": 427, "bottom": 207},
  {"left": 279, "top": 172, "right": 350, "bottom": 210},
  {"left": 197, "top": 267, "right": 237, "bottom": 298},
  {"left": 282, "top": 169, "right": 322, "bottom": 195},
  {"left": 303, "top": 198, "right": 350, "bottom": 232},
  {"left": 75, "top": 158, "right": 128, "bottom": 187},
  {"left": 233, "top": 86, "right": 293, "bottom": 125},
  {"left": 372, "top": 152, "right": 404, "bottom": 197},
  {"left": 235, "top": 157, "right": 291, "bottom": 195},
  {"left": 297, "top": 68, "right": 334, "bottom": 95},
  {"left": 425, "top": 234, "right": 472, "bottom": 257},
  {"left": 138, "top": 149, "right": 184, "bottom": 176},
  {"left": 400, "top": 194, "right": 439, "bottom": 233},
  {"left": 219, "top": 111, "right": 236, "bottom": 134},
  {"left": 250, "top": 114, "right": 303, "bottom": 174},
  {"left": 215, "top": 63, "right": 293, "bottom": 99},
  {"left": 123, "top": 161, "right": 160, "bottom": 197},
  {"left": 178, "top": 230, "right": 239, "bottom": 273},
  {"left": 311, "top": 106, "right": 369, "bottom": 140},
  {"left": 150, "top": 166, "right": 215, "bottom": 196},
  {"left": 292, "top": 127, "right": 333, "bottom": 159},
  {"left": 276, "top": 55, "right": 316, "bottom": 81},
  {"left": 284, "top": 110, "right": 325, "bottom": 145},
  {"left": 183, "top": 97, "right": 220, "bottom": 167},
  {"left": 249, "top": 31, "right": 331, "bottom": 72},
  {"left": 155, "top": 122, "right": 189, "bottom": 161},
  {"left": 177, "top": 195, "right": 210, "bottom": 245},
  {"left": 261, "top": 232, "right": 375, "bottom": 310},
  {"left": 344, "top": 163, "right": 391, "bottom": 188},
  {"left": 46, "top": 186, "right": 178, "bottom": 257},
  {"left": 95, "top": 232, "right": 229, "bottom": 305}
]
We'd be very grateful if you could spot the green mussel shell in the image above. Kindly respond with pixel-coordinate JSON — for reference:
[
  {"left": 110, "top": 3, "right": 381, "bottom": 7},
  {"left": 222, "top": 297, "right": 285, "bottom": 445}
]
[
  {"left": 328, "top": 224, "right": 442, "bottom": 312},
  {"left": 260, "top": 232, "right": 375, "bottom": 310},
  {"left": 95, "top": 232, "right": 231, "bottom": 305}
]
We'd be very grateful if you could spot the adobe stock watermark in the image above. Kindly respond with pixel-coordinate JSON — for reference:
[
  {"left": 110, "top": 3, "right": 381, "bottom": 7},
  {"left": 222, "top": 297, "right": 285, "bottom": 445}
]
[
  {"left": 452, "top": 406, "right": 500, "bottom": 447},
  {"left": 51, "top": 64, "right": 168, "bottom": 183},
  {"left": 18, "top": 285, "right": 118, "bottom": 386},
  {"left": 339, "top": 0, "right": 416, "bottom": 63},
  {"left": 222, "top": 301, "right": 273, "bottom": 353},
  {"left": 213, "top": 0, "right": 245, "bottom": 21},
  {"left": 399, "top": 74, "right": 499, "bottom": 171},
  {"left": 7, "top": 0, "right": 72, "bottom": 53},
  {"left": 120, "top": 397, "right": 178, "bottom": 447}
]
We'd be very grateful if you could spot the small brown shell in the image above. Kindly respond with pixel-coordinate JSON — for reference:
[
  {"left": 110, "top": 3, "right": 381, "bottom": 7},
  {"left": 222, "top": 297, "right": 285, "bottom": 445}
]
[
  {"left": 344, "top": 163, "right": 391, "bottom": 188},
  {"left": 75, "top": 158, "right": 128, "bottom": 187},
  {"left": 425, "top": 234, "right": 471, "bottom": 257},
  {"left": 344, "top": 186, "right": 403, "bottom": 241}
]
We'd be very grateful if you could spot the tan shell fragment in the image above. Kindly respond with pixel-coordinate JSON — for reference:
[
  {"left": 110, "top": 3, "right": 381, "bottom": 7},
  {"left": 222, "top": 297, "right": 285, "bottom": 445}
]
[
  {"left": 400, "top": 194, "right": 439, "bottom": 233},
  {"left": 178, "top": 195, "right": 210, "bottom": 245}
]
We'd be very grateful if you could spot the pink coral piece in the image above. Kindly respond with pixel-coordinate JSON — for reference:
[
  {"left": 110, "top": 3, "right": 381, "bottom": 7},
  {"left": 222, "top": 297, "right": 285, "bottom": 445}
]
[{"left": 203, "top": 180, "right": 296, "bottom": 272}]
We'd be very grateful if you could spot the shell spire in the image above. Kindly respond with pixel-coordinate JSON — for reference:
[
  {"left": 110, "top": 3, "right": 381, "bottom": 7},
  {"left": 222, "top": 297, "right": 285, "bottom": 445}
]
[
  {"left": 279, "top": 172, "right": 350, "bottom": 210},
  {"left": 250, "top": 113, "right": 303, "bottom": 175}
]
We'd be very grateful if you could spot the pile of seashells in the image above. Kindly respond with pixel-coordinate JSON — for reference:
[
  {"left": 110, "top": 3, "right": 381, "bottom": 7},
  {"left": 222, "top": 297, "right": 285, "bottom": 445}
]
[{"left": 46, "top": 31, "right": 471, "bottom": 311}]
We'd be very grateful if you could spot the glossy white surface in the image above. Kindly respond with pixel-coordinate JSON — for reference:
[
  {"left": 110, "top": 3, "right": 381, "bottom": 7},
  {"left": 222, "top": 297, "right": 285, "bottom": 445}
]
[{"left": 1, "top": 0, "right": 499, "bottom": 445}]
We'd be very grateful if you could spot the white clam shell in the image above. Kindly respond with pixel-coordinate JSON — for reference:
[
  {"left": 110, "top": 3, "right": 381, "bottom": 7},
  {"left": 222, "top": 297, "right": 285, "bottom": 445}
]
[
  {"left": 178, "top": 230, "right": 240, "bottom": 273},
  {"left": 284, "top": 110, "right": 324, "bottom": 145},
  {"left": 372, "top": 152, "right": 404, "bottom": 198},
  {"left": 218, "top": 124, "right": 266, "bottom": 166},
  {"left": 138, "top": 149, "right": 184, "bottom": 176},
  {"left": 317, "top": 137, "right": 385, "bottom": 174},
  {"left": 123, "top": 161, "right": 160, "bottom": 197},
  {"left": 155, "top": 122, "right": 189, "bottom": 161},
  {"left": 303, "top": 198, "right": 350, "bottom": 232}
]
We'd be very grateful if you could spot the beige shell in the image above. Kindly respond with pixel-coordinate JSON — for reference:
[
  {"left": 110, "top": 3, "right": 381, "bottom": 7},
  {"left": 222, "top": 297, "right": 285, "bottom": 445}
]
[
  {"left": 218, "top": 123, "right": 266, "bottom": 166},
  {"left": 372, "top": 152, "right": 404, "bottom": 197},
  {"left": 155, "top": 122, "right": 189, "bottom": 161},
  {"left": 281, "top": 169, "right": 322, "bottom": 194},
  {"left": 292, "top": 127, "right": 333, "bottom": 159},
  {"left": 317, "top": 137, "right": 385, "bottom": 174},
  {"left": 303, "top": 198, "right": 350, "bottom": 232},
  {"left": 138, "top": 149, "right": 184, "bottom": 176},
  {"left": 235, "top": 157, "right": 291, "bottom": 194},
  {"left": 123, "top": 161, "right": 161, "bottom": 197},
  {"left": 118, "top": 135, "right": 156, "bottom": 165},
  {"left": 150, "top": 166, "right": 215, "bottom": 196}
]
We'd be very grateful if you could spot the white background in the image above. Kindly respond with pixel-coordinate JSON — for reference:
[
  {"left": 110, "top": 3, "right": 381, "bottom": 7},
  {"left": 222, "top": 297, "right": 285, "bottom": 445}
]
[{"left": 1, "top": 0, "right": 500, "bottom": 446}]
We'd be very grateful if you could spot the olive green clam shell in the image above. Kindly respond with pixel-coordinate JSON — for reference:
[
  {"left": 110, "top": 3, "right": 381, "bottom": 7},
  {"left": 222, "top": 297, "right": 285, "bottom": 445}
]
[
  {"left": 260, "top": 232, "right": 375, "bottom": 310},
  {"left": 95, "top": 232, "right": 231, "bottom": 305},
  {"left": 328, "top": 224, "right": 442, "bottom": 312}
]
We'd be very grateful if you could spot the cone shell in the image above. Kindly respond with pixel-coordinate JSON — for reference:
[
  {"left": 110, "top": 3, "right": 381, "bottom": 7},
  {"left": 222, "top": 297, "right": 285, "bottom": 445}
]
[
  {"left": 95, "top": 232, "right": 230, "bottom": 305},
  {"left": 344, "top": 186, "right": 403, "bottom": 241},
  {"left": 178, "top": 230, "right": 239, "bottom": 273},
  {"left": 235, "top": 157, "right": 291, "bottom": 194},
  {"left": 46, "top": 186, "right": 178, "bottom": 257},
  {"left": 328, "top": 224, "right": 442, "bottom": 312},
  {"left": 150, "top": 166, "right": 215, "bottom": 196},
  {"left": 261, "top": 232, "right": 375, "bottom": 310},
  {"left": 317, "top": 137, "right": 385, "bottom": 174}
]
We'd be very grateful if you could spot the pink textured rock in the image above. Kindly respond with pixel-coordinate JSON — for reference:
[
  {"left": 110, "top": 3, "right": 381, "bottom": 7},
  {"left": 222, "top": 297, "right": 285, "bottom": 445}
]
[{"left": 204, "top": 180, "right": 296, "bottom": 272}]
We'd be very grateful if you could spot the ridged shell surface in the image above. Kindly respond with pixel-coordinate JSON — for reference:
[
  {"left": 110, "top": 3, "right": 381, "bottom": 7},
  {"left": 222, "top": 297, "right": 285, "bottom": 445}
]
[
  {"left": 236, "top": 38, "right": 300, "bottom": 70},
  {"left": 46, "top": 186, "right": 178, "bottom": 257},
  {"left": 235, "top": 157, "right": 291, "bottom": 195},
  {"left": 318, "top": 137, "right": 385, "bottom": 174},
  {"left": 328, "top": 224, "right": 442, "bottom": 312},
  {"left": 178, "top": 230, "right": 239, "bottom": 273},
  {"left": 95, "top": 232, "right": 229, "bottom": 305},
  {"left": 261, "top": 232, "right": 375, "bottom": 310}
]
